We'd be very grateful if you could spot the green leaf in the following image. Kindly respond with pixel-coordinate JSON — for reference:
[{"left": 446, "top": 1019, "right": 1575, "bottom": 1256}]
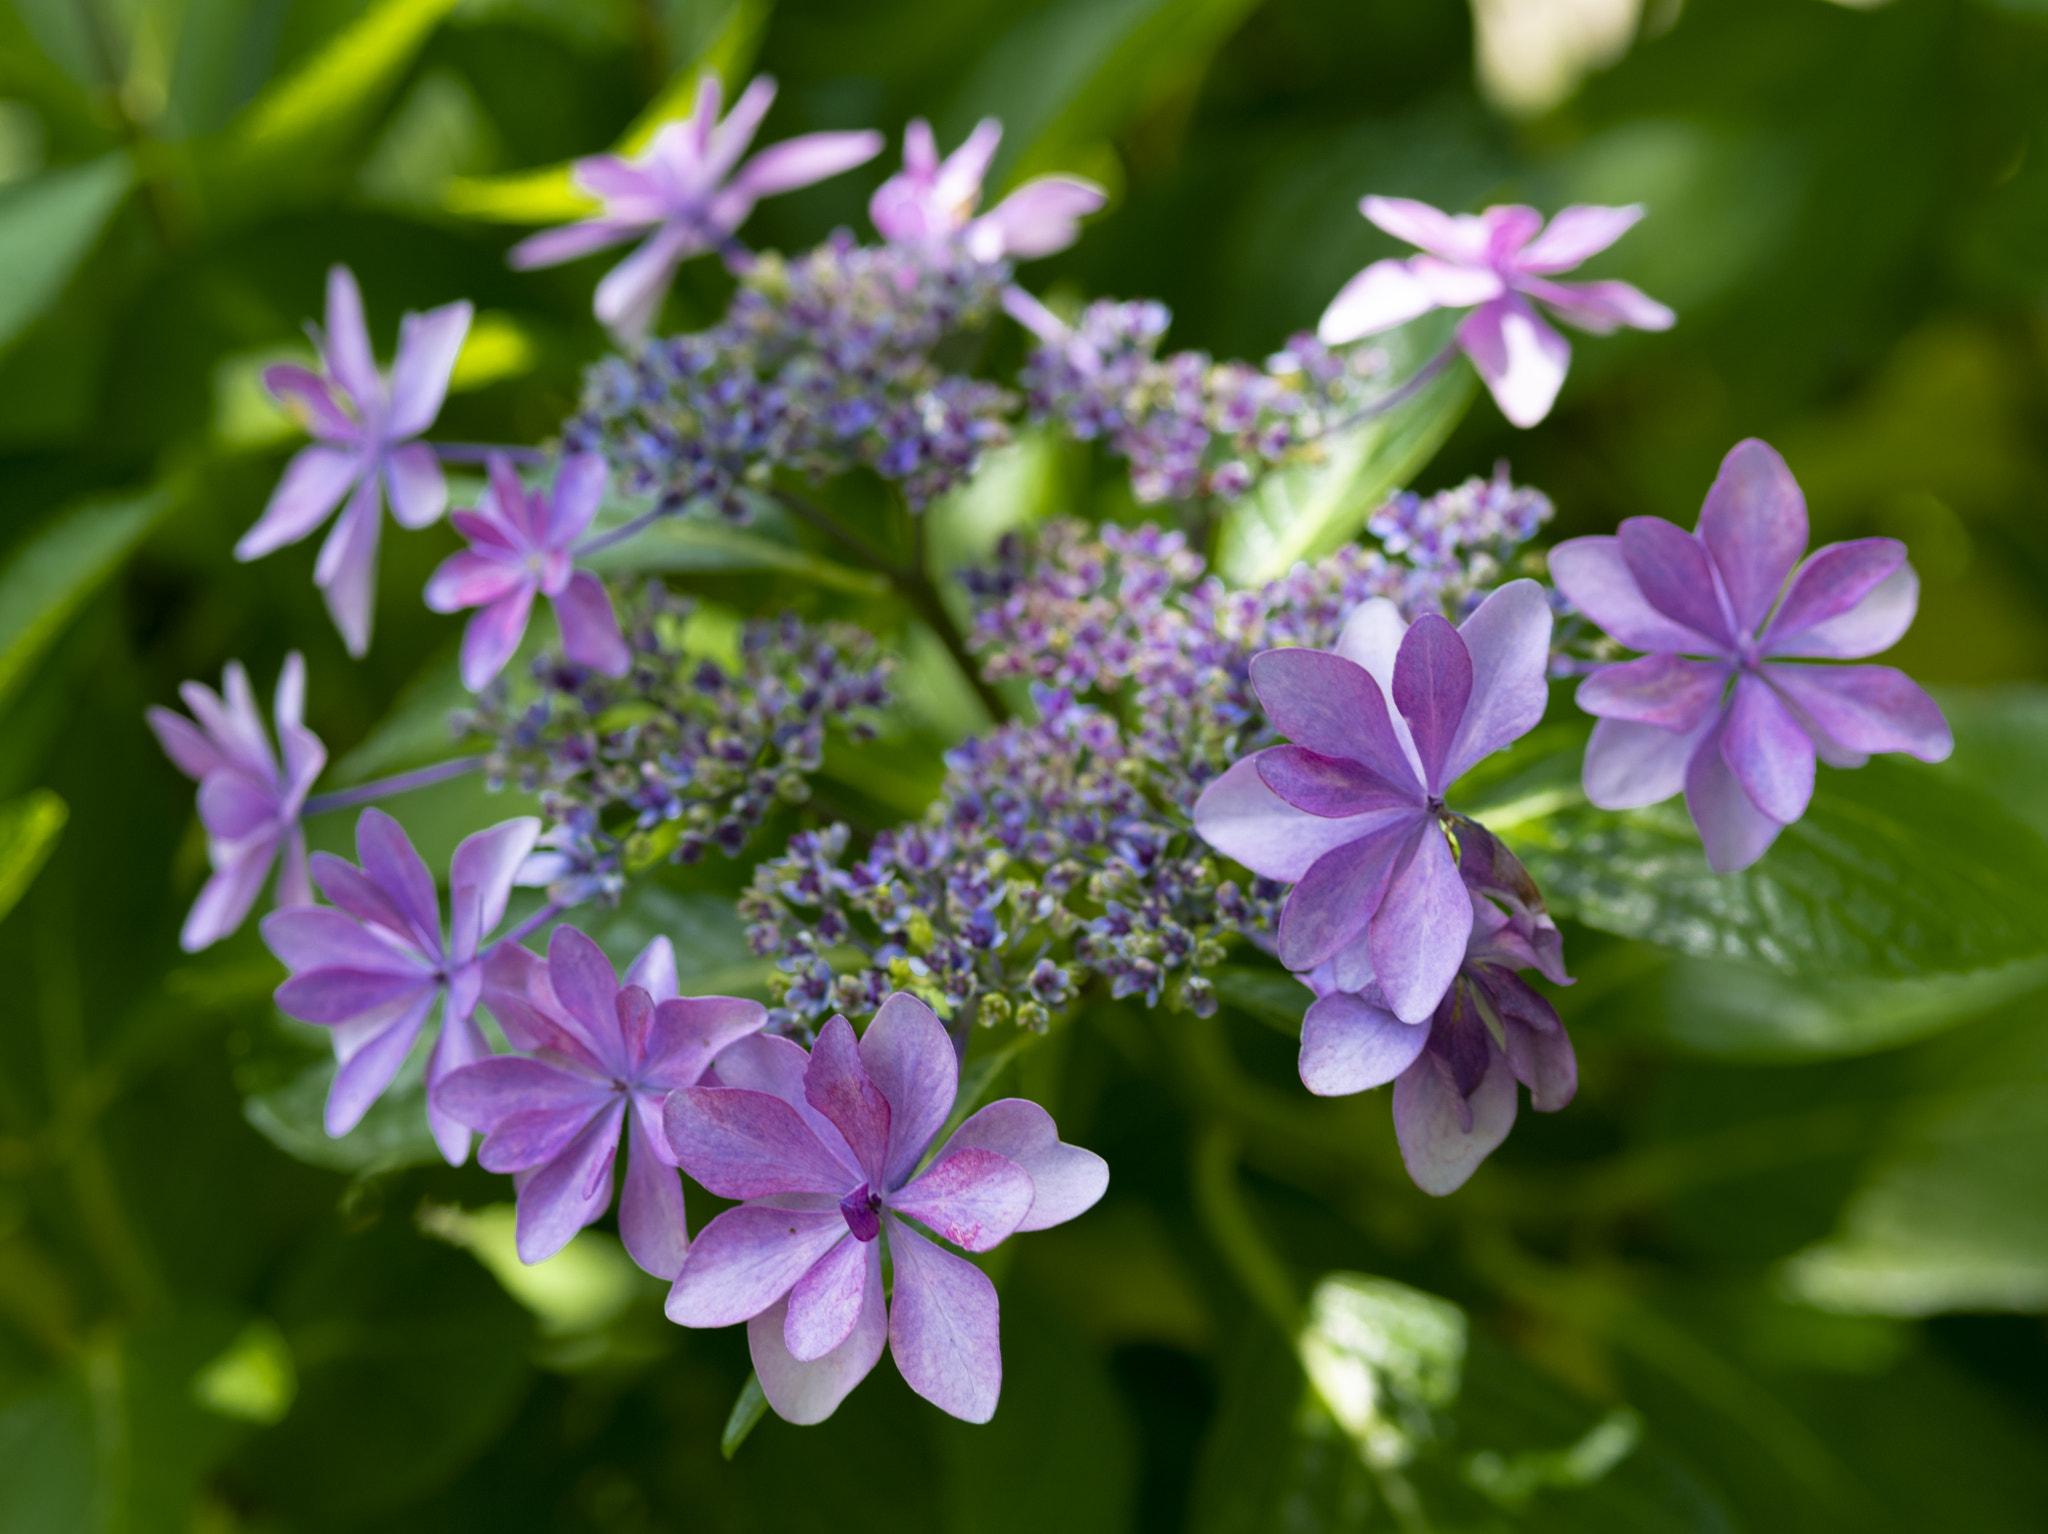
[
  {"left": 1209, "top": 964, "right": 1310, "bottom": 1036},
  {"left": 721, "top": 1373, "right": 768, "bottom": 1459},
  {"left": 0, "top": 485, "right": 171, "bottom": 714},
  {"left": 242, "top": 1039, "right": 444, "bottom": 1175},
  {"left": 418, "top": 1203, "right": 650, "bottom": 1337},
  {"left": 0, "top": 789, "right": 65, "bottom": 926},
  {"left": 1515, "top": 757, "right": 2048, "bottom": 981},
  {"left": 1783, "top": 1012, "right": 2048, "bottom": 1316},
  {"left": 221, "top": 0, "right": 461, "bottom": 190},
  {"left": 1654, "top": 955, "right": 2048, "bottom": 1062},
  {"left": 580, "top": 516, "right": 889, "bottom": 595},
  {"left": 0, "top": 151, "right": 130, "bottom": 355},
  {"left": 1214, "top": 317, "right": 1473, "bottom": 585}
]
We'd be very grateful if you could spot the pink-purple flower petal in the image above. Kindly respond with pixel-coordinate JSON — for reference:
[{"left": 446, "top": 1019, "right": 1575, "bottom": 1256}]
[
  {"left": 1763, "top": 664, "right": 1953, "bottom": 763},
  {"left": 1276, "top": 819, "right": 1410, "bottom": 972},
  {"left": 1392, "top": 614, "right": 1473, "bottom": 797},
  {"left": 1299, "top": 990, "right": 1432, "bottom": 1097},
  {"left": 1316, "top": 258, "right": 1444, "bottom": 345},
  {"left": 513, "top": 1098, "right": 626, "bottom": 1265},
  {"left": 747, "top": 1239, "right": 887, "bottom": 1424},
  {"left": 1762, "top": 539, "right": 1909, "bottom": 654},
  {"left": 1515, "top": 203, "right": 1644, "bottom": 272},
  {"left": 551, "top": 572, "right": 631, "bottom": 677},
  {"left": 1722, "top": 671, "right": 1816, "bottom": 825},
  {"left": 1684, "top": 714, "right": 1786, "bottom": 873},
  {"left": 1576, "top": 654, "right": 1730, "bottom": 731},
  {"left": 664, "top": 1087, "right": 859, "bottom": 1200},
  {"left": 1367, "top": 823, "right": 1473, "bottom": 1025},
  {"left": 1616, "top": 515, "right": 1735, "bottom": 652},
  {"left": 885, "top": 1218, "right": 1004, "bottom": 1423},
  {"left": 859, "top": 992, "right": 959, "bottom": 1187},
  {"left": 890, "top": 1148, "right": 1033, "bottom": 1253},
  {"left": 1456, "top": 295, "right": 1571, "bottom": 428},
  {"left": 783, "top": 1232, "right": 869, "bottom": 1361},
  {"left": 382, "top": 441, "right": 448, "bottom": 531},
  {"left": 1696, "top": 438, "right": 1808, "bottom": 636},
  {"left": 235, "top": 446, "right": 363, "bottom": 561},
  {"left": 939, "top": 1100, "right": 1109, "bottom": 1233},
  {"left": 803, "top": 1016, "right": 893, "bottom": 1184},
  {"left": 1248, "top": 647, "right": 1420, "bottom": 792},
  {"left": 1518, "top": 277, "right": 1674, "bottom": 335},
  {"left": 1443, "top": 579, "right": 1554, "bottom": 784},
  {"left": 1193, "top": 755, "right": 1408, "bottom": 883},
  {"left": 1391, "top": 1047, "right": 1518, "bottom": 1196},
  {"left": 619, "top": 1103, "right": 693, "bottom": 1280},
  {"left": 386, "top": 301, "right": 473, "bottom": 439},
  {"left": 1548, "top": 535, "right": 1723, "bottom": 654},
  {"left": 665, "top": 1204, "right": 849, "bottom": 1328}
]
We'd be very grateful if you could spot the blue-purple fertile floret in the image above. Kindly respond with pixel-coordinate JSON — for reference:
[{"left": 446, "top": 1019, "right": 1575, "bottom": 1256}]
[
  {"left": 458, "top": 581, "right": 892, "bottom": 908},
  {"left": 1017, "top": 300, "right": 1386, "bottom": 504},
  {"left": 563, "top": 233, "right": 1015, "bottom": 517}
]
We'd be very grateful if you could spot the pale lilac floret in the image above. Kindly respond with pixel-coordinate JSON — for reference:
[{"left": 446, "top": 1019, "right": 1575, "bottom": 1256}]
[
  {"left": 661, "top": 992, "right": 1108, "bottom": 1425},
  {"left": 261, "top": 809, "right": 538, "bottom": 1164},
  {"left": 147, "top": 653, "right": 325, "bottom": 953},
  {"left": 236, "top": 266, "right": 473, "bottom": 655},
  {"left": 424, "top": 453, "right": 630, "bottom": 691},
  {"left": 1550, "top": 438, "right": 1953, "bottom": 874},
  {"left": 1318, "top": 197, "right": 1674, "bottom": 428},
  {"left": 435, "top": 926, "right": 766, "bottom": 1274},
  {"left": 869, "top": 118, "right": 1104, "bottom": 264},
  {"left": 509, "top": 74, "right": 883, "bottom": 343},
  {"left": 1298, "top": 821, "right": 1575, "bottom": 1195},
  {"left": 1193, "top": 579, "right": 1554, "bottom": 1024}
]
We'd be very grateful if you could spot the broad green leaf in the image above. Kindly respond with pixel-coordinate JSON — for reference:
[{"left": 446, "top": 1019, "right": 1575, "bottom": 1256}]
[
  {"left": 0, "top": 789, "right": 65, "bottom": 926},
  {"left": 0, "top": 485, "right": 171, "bottom": 713},
  {"left": 243, "top": 1040, "right": 443, "bottom": 1174},
  {"left": 1654, "top": 955, "right": 2048, "bottom": 1061},
  {"left": 1514, "top": 758, "right": 2048, "bottom": 981},
  {"left": 580, "top": 516, "right": 889, "bottom": 595},
  {"left": 1783, "top": 1013, "right": 2048, "bottom": 1316},
  {"left": 0, "top": 151, "right": 131, "bottom": 354},
  {"left": 418, "top": 1203, "right": 649, "bottom": 1336},
  {"left": 222, "top": 0, "right": 461, "bottom": 186},
  {"left": 441, "top": 0, "right": 772, "bottom": 222},
  {"left": 1215, "top": 318, "right": 1474, "bottom": 585}
]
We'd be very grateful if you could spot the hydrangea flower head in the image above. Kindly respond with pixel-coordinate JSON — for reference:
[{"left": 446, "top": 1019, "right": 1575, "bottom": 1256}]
[
  {"left": 870, "top": 118, "right": 1104, "bottom": 263},
  {"left": 510, "top": 74, "right": 883, "bottom": 342},
  {"left": 236, "top": 266, "right": 473, "bottom": 655},
  {"left": 1300, "top": 820, "right": 1574, "bottom": 1195},
  {"left": 1193, "top": 580, "right": 1553, "bottom": 1023},
  {"left": 424, "top": 452, "right": 630, "bottom": 691},
  {"left": 1318, "top": 197, "right": 1674, "bottom": 427},
  {"left": 662, "top": 992, "right": 1108, "bottom": 1424},
  {"left": 435, "top": 927, "right": 767, "bottom": 1274},
  {"left": 147, "top": 653, "right": 325, "bottom": 952},
  {"left": 261, "top": 809, "right": 538, "bottom": 1163},
  {"left": 1551, "top": 438, "right": 1953, "bottom": 873}
]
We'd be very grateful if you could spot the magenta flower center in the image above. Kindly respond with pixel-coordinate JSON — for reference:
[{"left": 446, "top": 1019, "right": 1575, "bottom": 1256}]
[{"left": 839, "top": 1183, "right": 882, "bottom": 1242}]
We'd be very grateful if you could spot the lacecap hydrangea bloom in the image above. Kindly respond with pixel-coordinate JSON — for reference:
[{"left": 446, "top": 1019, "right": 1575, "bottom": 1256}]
[
  {"left": 1319, "top": 197, "right": 1673, "bottom": 428},
  {"left": 436, "top": 927, "right": 767, "bottom": 1275},
  {"left": 425, "top": 452, "right": 630, "bottom": 691},
  {"left": 147, "top": 653, "right": 324, "bottom": 952},
  {"left": 662, "top": 993, "right": 1107, "bottom": 1424},
  {"left": 236, "top": 266, "right": 472, "bottom": 654},
  {"left": 262, "top": 809, "right": 538, "bottom": 1162},
  {"left": 1551, "top": 438, "right": 1953, "bottom": 872},
  {"left": 510, "top": 74, "right": 883, "bottom": 341},
  {"left": 1193, "top": 581, "right": 1553, "bottom": 1023}
]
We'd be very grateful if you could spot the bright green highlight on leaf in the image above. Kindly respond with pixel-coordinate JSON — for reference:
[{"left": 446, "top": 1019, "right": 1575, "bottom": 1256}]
[
  {"left": 418, "top": 1202, "right": 644, "bottom": 1335},
  {"left": 0, "top": 789, "right": 64, "bottom": 927},
  {"left": 191, "top": 1320, "right": 298, "bottom": 1426},
  {"left": 1297, "top": 1273, "right": 1466, "bottom": 1470}
]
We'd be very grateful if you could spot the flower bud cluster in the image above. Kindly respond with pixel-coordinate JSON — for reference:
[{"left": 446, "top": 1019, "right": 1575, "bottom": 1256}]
[
  {"left": 562, "top": 232, "right": 1016, "bottom": 517},
  {"left": 1366, "top": 461, "right": 1555, "bottom": 618},
  {"left": 1016, "top": 300, "right": 1387, "bottom": 504},
  {"left": 457, "top": 581, "right": 892, "bottom": 908},
  {"left": 740, "top": 687, "right": 1278, "bottom": 1035}
]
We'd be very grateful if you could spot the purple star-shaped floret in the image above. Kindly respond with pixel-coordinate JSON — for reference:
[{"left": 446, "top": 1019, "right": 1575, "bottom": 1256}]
[
  {"left": 261, "top": 809, "right": 538, "bottom": 1163},
  {"left": 147, "top": 653, "right": 325, "bottom": 952},
  {"left": 1194, "top": 580, "right": 1554, "bottom": 1023},
  {"left": 1318, "top": 196, "right": 1674, "bottom": 428},
  {"left": 661, "top": 992, "right": 1109, "bottom": 1425},
  {"left": 869, "top": 118, "right": 1104, "bottom": 264},
  {"left": 1551, "top": 438, "right": 1953, "bottom": 873},
  {"left": 434, "top": 927, "right": 766, "bottom": 1274},
  {"left": 424, "top": 452, "right": 630, "bottom": 691},
  {"left": 509, "top": 74, "right": 883, "bottom": 342},
  {"left": 1299, "top": 821, "right": 1576, "bottom": 1195},
  {"left": 236, "top": 265, "right": 473, "bottom": 655}
]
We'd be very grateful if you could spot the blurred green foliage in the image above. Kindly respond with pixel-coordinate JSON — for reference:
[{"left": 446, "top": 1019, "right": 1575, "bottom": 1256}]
[{"left": 4, "top": 0, "right": 2048, "bottom": 1529}]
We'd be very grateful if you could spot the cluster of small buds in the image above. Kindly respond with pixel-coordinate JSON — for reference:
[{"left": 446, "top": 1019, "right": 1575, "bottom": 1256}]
[
  {"left": 1367, "top": 461, "right": 1555, "bottom": 618},
  {"left": 741, "top": 687, "right": 1277, "bottom": 1035},
  {"left": 455, "top": 581, "right": 892, "bottom": 907},
  {"left": 1015, "top": 299, "right": 1387, "bottom": 504},
  {"left": 963, "top": 493, "right": 1550, "bottom": 815},
  {"left": 563, "top": 232, "right": 1016, "bottom": 518}
]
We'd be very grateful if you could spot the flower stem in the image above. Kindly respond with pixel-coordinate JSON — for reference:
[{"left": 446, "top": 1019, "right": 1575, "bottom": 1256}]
[
  {"left": 573, "top": 507, "right": 671, "bottom": 559},
  {"left": 304, "top": 756, "right": 488, "bottom": 816},
  {"left": 497, "top": 901, "right": 565, "bottom": 948},
  {"left": 769, "top": 487, "right": 1011, "bottom": 723},
  {"left": 1316, "top": 341, "right": 1460, "bottom": 439},
  {"left": 429, "top": 442, "right": 550, "bottom": 466},
  {"left": 1192, "top": 1125, "right": 1300, "bottom": 1334}
]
